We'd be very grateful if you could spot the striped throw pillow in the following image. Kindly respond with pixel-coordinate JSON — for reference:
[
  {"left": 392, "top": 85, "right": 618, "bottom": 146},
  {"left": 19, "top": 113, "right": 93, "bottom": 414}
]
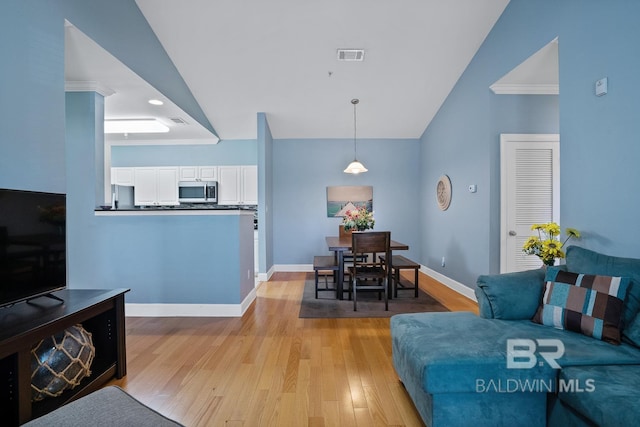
[{"left": 532, "top": 268, "right": 630, "bottom": 345}]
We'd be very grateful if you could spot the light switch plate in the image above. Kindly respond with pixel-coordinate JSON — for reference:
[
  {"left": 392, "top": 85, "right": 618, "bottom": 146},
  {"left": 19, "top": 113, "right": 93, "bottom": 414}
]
[{"left": 595, "top": 77, "right": 608, "bottom": 96}]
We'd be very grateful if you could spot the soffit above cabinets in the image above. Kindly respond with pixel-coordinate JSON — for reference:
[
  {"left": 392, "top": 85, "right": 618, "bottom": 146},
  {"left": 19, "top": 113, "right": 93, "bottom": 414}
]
[{"left": 64, "top": 23, "right": 219, "bottom": 144}]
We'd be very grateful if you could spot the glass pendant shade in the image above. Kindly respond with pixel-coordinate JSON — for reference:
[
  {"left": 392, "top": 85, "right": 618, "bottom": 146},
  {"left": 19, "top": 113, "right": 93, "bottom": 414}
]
[
  {"left": 344, "top": 160, "right": 368, "bottom": 174},
  {"left": 344, "top": 98, "right": 368, "bottom": 174}
]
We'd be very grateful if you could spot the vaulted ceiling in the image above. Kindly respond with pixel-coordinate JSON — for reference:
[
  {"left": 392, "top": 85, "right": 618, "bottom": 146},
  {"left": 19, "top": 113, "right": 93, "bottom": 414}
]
[{"left": 67, "top": 0, "right": 515, "bottom": 141}]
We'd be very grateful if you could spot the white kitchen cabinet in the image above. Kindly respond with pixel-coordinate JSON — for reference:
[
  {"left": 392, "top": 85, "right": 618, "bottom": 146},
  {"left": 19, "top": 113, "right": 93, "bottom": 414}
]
[
  {"left": 111, "top": 167, "right": 134, "bottom": 186},
  {"left": 199, "top": 166, "right": 217, "bottom": 181},
  {"left": 156, "top": 168, "right": 180, "bottom": 205},
  {"left": 179, "top": 166, "right": 217, "bottom": 182},
  {"left": 133, "top": 168, "right": 157, "bottom": 205},
  {"left": 241, "top": 165, "right": 258, "bottom": 205},
  {"left": 217, "top": 166, "right": 241, "bottom": 205},
  {"left": 217, "top": 165, "right": 258, "bottom": 205},
  {"left": 179, "top": 166, "right": 198, "bottom": 181},
  {"left": 134, "top": 167, "right": 179, "bottom": 206}
]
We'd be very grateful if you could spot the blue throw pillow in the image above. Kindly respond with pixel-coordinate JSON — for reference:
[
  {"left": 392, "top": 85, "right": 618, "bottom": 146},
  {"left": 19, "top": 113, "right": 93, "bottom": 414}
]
[
  {"left": 565, "top": 246, "right": 640, "bottom": 347},
  {"left": 532, "top": 267, "right": 630, "bottom": 344}
]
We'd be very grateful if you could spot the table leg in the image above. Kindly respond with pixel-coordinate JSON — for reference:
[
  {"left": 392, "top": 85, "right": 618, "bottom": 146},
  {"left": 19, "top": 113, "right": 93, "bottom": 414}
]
[
  {"left": 337, "top": 251, "right": 344, "bottom": 300},
  {"left": 388, "top": 258, "right": 394, "bottom": 300},
  {"left": 394, "top": 267, "right": 400, "bottom": 299}
]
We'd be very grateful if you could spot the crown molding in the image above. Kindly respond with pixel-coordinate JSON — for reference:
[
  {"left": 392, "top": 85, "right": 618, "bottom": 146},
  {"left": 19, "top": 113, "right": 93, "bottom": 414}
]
[
  {"left": 65, "top": 81, "right": 115, "bottom": 97},
  {"left": 490, "top": 83, "right": 559, "bottom": 95}
]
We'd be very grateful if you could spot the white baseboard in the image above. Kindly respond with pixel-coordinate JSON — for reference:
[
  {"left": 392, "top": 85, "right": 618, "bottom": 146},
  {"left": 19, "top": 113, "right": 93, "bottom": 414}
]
[
  {"left": 240, "top": 287, "right": 257, "bottom": 313},
  {"left": 420, "top": 266, "right": 477, "bottom": 302},
  {"left": 257, "top": 265, "right": 276, "bottom": 282},
  {"left": 122, "top": 264, "right": 474, "bottom": 316},
  {"left": 126, "top": 287, "right": 257, "bottom": 317},
  {"left": 275, "top": 264, "right": 313, "bottom": 272},
  {"left": 272, "top": 263, "right": 477, "bottom": 302}
]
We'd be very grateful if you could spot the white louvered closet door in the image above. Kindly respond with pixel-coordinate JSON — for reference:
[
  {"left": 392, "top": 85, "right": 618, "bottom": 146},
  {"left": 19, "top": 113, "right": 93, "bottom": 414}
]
[{"left": 500, "top": 134, "right": 560, "bottom": 273}]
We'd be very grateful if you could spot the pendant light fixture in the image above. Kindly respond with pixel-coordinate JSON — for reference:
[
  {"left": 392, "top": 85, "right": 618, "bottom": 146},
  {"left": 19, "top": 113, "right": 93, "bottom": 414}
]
[{"left": 344, "top": 98, "right": 368, "bottom": 174}]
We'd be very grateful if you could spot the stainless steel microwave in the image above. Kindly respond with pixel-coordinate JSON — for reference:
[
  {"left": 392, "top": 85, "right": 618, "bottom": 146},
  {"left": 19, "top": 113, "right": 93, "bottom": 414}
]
[{"left": 178, "top": 181, "right": 217, "bottom": 203}]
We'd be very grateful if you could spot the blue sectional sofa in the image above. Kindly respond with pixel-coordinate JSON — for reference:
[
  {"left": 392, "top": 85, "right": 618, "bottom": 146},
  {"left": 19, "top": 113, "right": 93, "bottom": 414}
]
[{"left": 390, "top": 246, "right": 640, "bottom": 426}]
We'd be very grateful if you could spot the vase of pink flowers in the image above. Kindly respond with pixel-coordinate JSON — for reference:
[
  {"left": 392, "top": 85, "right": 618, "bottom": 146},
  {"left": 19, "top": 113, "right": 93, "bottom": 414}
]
[{"left": 341, "top": 205, "right": 375, "bottom": 232}]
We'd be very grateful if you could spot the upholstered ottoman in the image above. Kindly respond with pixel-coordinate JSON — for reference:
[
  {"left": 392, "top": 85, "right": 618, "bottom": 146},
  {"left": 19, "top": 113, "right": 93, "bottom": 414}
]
[
  {"left": 548, "top": 365, "right": 640, "bottom": 426},
  {"left": 390, "top": 311, "right": 640, "bottom": 427},
  {"left": 391, "top": 312, "right": 554, "bottom": 427},
  {"left": 24, "top": 386, "right": 183, "bottom": 427}
]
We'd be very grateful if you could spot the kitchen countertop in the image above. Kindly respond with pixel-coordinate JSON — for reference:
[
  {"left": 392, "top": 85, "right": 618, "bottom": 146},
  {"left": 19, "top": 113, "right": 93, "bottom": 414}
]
[
  {"left": 96, "top": 203, "right": 256, "bottom": 211},
  {"left": 94, "top": 204, "right": 257, "bottom": 216}
]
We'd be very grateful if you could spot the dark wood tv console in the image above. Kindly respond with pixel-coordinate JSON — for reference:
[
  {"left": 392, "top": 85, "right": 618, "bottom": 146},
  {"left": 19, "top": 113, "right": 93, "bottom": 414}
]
[{"left": 0, "top": 288, "right": 129, "bottom": 425}]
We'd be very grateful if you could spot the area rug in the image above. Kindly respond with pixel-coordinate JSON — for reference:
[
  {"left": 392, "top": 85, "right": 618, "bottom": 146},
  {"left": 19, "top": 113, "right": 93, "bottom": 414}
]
[{"left": 299, "top": 276, "right": 449, "bottom": 318}]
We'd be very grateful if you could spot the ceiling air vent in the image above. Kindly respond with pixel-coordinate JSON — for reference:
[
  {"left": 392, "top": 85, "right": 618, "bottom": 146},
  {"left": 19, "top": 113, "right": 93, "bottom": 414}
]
[
  {"left": 337, "top": 49, "right": 365, "bottom": 61},
  {"left": 169, "top": 117, "right": 188, "bottom": 125}
]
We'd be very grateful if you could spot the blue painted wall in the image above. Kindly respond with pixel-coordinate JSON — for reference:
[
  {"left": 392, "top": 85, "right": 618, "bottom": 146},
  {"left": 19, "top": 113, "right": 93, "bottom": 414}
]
[
  {"left": 556, "top": 1, "right": 640, "bottom": 257},
  {"left": 0, "top": 1, "right": 66, "bottom": 193},
  {"left": 1, "top": 0, "right": 213, "bottom": 190},
  {"left": 6, "top": 0, "right": 640, "bottom": 302},
  {"left": 272, "top": 138, "right": 421, "bottom": 265},
  {"left": 420, "top": 0, "right": 639, "bottom": 289},
  {"left": 90, "top": 214, "right": 252, "bottom": 304},
  {"left": 67, "top": 92, "right": 253, "bottom": 304},
  {"left": 257, "top": 113, "right": 274, "bottom": 274},
  {"left": 111, "top": 140, "right": 257, "bottom": 167},
  {"left": 68, "top": 91, "right": 257, "bottom": 304},
  {"left": 65, "top": 91, "right": 102, "bottom": 286},
  {"left": 1, "top": 0, "right": 250, "bottom": 305}
]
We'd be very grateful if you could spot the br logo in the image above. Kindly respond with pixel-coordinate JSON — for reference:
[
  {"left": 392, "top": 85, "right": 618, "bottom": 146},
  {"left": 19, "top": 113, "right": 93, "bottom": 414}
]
[{"left": 506, "top": 339, "right": 565, "bottom": 369}]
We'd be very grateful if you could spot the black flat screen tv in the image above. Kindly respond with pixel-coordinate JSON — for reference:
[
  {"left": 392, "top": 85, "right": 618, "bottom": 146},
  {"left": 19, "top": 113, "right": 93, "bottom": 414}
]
[{"left": 0, "top": 188, "right": 66, "bottom": 308}]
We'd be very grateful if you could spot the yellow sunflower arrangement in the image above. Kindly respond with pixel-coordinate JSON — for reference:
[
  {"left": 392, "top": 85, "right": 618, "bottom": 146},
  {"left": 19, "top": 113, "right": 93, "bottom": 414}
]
[{"left": 522, "top": 222, "right": 581, "bottom": 266}]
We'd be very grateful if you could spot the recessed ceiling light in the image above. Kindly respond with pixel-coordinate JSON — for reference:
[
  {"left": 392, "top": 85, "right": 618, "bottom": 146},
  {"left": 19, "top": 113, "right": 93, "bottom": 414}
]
[
  {"left": 104, "top": 119, "right": 169, "bottom": 134},
  {"left": 148, "top": 99, "right": 164, "bottom": 105}
]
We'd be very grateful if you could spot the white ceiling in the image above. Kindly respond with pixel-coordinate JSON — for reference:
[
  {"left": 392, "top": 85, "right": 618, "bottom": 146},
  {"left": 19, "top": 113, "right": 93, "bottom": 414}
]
[
  {"left": 65, "top": 23, "right": 218, "bottom": 143},
  {"left": 66, "top": 0, "right": 518, "bottom": 141}
]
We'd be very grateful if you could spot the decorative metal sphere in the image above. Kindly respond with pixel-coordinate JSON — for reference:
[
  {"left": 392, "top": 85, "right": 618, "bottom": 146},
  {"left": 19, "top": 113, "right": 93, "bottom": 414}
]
[{"left": 31, "top": 324, "right": 95, "bottom": 401}]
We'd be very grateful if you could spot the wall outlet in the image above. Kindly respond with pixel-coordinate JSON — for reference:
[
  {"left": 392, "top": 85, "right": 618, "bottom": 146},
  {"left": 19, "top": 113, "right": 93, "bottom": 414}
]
[{"left": 441, "top": 257, "right": 446, "bottom": 267}]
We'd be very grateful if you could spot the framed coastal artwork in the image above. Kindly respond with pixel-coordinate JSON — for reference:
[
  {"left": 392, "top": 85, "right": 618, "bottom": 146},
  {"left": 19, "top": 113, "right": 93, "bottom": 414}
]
[{"left": 326, "top": 186, "right": 373, "bottom": 217}]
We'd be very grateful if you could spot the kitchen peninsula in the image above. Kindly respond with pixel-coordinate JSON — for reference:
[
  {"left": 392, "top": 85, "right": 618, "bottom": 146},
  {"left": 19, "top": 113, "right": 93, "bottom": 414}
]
[{"left": 90, "top": 205, "right": 256, "bottom": 317}]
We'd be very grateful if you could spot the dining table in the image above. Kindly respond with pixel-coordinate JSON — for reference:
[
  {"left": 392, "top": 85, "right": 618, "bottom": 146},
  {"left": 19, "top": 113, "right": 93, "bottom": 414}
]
[{"left": 325, "top": 235, "right": 409, "bottom": 300}]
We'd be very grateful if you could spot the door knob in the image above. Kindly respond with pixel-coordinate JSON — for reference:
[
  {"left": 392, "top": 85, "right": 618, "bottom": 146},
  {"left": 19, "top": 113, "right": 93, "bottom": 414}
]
[{"left": 509, "top": 230, "right": 517, "bottom": 236}]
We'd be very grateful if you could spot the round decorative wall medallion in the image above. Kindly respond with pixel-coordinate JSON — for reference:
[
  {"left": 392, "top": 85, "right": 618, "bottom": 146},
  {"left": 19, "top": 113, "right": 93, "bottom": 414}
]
[{"left": 436, "top": 175, "right": 452, "bottom": 211}]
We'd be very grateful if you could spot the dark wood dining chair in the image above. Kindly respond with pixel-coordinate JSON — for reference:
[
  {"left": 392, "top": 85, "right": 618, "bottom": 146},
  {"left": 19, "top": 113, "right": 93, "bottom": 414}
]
[{"left": 347, "top": 231, "right": 391, "bottom": 311}]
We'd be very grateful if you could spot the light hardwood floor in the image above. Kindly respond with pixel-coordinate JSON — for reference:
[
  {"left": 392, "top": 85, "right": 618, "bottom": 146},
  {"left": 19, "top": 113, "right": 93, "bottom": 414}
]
[{"left": 109, "top": 271, "right": 477, "bottom": 426}]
